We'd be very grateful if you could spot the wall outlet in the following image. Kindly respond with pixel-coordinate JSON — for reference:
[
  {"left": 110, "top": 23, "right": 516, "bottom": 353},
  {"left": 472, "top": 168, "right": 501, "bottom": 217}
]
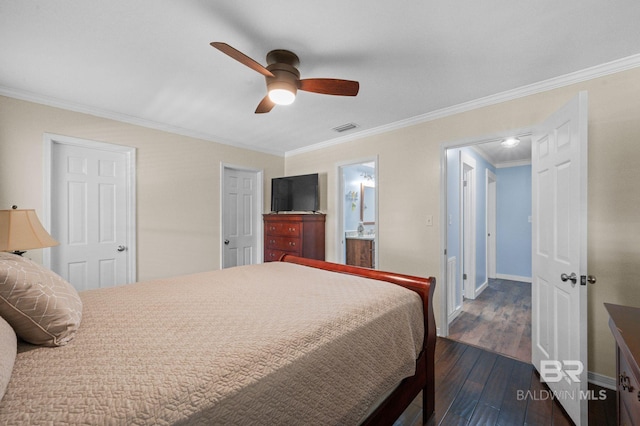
[{"left": 426, "top": 215, "right": 433, "bottom": 226}]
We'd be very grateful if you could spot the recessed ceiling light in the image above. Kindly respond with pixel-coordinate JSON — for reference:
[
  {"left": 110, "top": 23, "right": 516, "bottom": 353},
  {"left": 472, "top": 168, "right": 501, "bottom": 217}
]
[{"left": 501, "top": 137, "right": 520, "bottom": 148}]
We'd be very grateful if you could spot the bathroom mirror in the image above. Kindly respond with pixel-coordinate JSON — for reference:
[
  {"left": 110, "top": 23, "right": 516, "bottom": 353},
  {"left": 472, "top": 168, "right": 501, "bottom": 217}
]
[{"left": 360, "top": 183, "right": 375, "bottom": 224}]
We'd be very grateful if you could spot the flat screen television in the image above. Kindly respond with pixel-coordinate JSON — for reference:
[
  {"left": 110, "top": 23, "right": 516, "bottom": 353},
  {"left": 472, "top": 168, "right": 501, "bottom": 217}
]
[{"left": 271, "top": 173, "right": 319, "bottom": 212}]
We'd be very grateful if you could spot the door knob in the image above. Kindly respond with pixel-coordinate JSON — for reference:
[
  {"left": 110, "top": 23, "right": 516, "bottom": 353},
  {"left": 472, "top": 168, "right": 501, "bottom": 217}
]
[
  {"left": 224, "top": 239, "right": 230, "bottom": 245},
  {"left": 117, "top": 245, "right": 126, "bottom": 252},
  {"left": 560, "top": 272, "right": 577, "bottom": 284}
]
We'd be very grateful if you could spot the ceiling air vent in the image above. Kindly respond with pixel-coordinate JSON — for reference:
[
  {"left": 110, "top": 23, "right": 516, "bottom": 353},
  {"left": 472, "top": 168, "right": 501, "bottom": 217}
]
[{"left": 332, "top": 122, "right": 359, "bottom": 133}]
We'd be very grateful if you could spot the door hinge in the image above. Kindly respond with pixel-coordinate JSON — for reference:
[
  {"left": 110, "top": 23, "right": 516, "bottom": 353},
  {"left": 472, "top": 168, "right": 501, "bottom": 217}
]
[{"left": 463, "top": 273, "right": 467, "bottom": 280}]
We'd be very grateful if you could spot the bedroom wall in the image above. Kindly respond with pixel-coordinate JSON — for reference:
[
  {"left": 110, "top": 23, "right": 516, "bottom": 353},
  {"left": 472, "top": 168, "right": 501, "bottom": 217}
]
[
  {"left": 284, "top": 66, "right": 640, "bottom": 379},
  {"left": 0, "top": 95, "right": 284, "bottom": 281}
]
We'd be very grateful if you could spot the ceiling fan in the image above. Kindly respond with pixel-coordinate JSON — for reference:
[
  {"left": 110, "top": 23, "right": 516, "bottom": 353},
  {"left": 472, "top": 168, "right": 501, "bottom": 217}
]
[{"left": 211, "top": 42, "right": 360, "bottom": 114}]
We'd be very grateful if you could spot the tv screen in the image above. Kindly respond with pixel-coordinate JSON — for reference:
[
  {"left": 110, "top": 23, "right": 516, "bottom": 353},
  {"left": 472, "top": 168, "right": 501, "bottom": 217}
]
[{"left": 271, "top": 173, "right": 319, "bottom": 212}]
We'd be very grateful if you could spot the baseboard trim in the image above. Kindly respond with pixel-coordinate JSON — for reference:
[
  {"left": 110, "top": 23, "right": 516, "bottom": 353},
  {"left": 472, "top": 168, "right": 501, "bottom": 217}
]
[
  {"left": 496, "top": 273, "right": 532, "bottom": 283},
  {"left": 475, "top": 280, "right": 488, "bottom": 298},
  {"left": 588, "top": 371, "right": 616, "bottom": 390}
]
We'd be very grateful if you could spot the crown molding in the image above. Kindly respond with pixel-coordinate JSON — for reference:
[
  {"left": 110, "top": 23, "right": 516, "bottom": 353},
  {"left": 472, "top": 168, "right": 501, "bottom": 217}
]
[
  {"left": 0, "top": 86, "right": 285, "bottom": 157},
  {"left": 495, "top": 159, "right": 532, "bottom": 169},
  {"left": 2, "top": 53, "right": 640, "bottom": 159},
  {"left": 286, "top": 53, "right": 640, "bottom": 157}
]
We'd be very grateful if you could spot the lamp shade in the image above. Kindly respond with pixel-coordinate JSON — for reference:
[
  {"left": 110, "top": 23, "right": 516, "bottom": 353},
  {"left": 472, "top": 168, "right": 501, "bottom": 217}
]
[{"left": 0, "top": 209, "right": 59, "bottom": 252}]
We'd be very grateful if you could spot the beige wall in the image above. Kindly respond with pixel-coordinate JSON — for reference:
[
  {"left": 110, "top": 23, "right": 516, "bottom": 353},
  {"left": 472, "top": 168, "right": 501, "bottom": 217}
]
[
  {"left": 0, "top": 96, "right": 284, "bottom": 281},
  {"left": 285, "top": 66, "right": 640, "bottom": 379}
]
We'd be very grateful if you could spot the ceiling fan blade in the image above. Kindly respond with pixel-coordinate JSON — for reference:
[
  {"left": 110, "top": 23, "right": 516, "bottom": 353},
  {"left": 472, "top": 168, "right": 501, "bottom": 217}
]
[
  {"left": 210, "top": 42, "right": 274, "bottom": 78},
  {"left": 255, "top": 95, "right": 275, "bottom": 114},
  {"left": 298, "top": 78, "right": 360, "bottom": 96}
]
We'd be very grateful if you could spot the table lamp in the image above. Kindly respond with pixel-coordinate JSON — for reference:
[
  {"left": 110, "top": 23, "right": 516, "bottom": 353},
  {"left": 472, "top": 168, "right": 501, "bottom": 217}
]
[{"left": 0, "top": 206, "right": 59, "bottom": 256}]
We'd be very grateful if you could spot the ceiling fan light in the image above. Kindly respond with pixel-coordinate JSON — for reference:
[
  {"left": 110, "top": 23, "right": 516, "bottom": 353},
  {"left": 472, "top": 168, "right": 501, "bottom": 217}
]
[
  {"left": 501, "top": 137, "right": 520, "bottom": 148},
  {"left": 268, "top": 88, "right": 296, "bottom": 105}
]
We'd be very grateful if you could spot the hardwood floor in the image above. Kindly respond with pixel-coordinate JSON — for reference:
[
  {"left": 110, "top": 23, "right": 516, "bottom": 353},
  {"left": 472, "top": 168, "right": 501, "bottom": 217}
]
[
  {"left": 394, "top": 338, "right": 617, "bottom": 426},
  {"left": 448, "top": 278, "right": 531, "bottom": 363}
]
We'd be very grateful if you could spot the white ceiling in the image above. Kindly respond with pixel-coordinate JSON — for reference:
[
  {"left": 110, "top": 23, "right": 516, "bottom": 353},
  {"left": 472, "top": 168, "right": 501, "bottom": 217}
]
[
  {"left": 2, "top": 1, "right": 640, "bottom": 156},
  {"left": 472, "top": 137, "right": 533, "bottom": 167}
]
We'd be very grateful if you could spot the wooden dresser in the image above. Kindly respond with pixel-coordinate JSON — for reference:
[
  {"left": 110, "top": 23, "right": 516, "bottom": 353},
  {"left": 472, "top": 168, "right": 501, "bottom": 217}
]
[
  {"left": 263, "top": 213, "right": 325, "bottom": 262},
  {"left": 605, "top": 303, "right": 640, "bottom": 425}
]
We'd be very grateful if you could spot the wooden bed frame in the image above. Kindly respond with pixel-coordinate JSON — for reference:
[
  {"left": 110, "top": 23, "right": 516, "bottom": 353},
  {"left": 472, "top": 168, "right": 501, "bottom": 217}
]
[{"left": 280, "top": 255, "right": 436, "bottom": 425}]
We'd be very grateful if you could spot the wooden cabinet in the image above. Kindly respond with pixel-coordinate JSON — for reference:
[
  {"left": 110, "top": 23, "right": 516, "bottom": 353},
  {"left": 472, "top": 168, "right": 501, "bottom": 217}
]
[
  {"left": 605, "top": 303, "right": 640, "bottom": 425},
  {"left": 264, "top": 214, "right": 325, "bottom": 262},
  {"left": 346, "top": 237, "right": 375, "bottom": 269}
]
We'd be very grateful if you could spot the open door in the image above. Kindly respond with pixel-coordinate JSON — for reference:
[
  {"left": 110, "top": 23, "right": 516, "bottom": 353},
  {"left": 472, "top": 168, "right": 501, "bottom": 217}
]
[{"left": 531, "top": 92, "right": 588, "bottom": 425}]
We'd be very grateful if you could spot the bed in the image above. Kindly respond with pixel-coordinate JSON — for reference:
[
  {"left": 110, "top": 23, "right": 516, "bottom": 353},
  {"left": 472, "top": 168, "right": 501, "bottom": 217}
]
[{"left": 0, "top": 252, "right": 435, "bottom": 425}]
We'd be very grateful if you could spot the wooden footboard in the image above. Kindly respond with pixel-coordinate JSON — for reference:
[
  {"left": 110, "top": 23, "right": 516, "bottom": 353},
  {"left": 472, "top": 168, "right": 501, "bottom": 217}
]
[{"left": 279, "top": 255, "right": 436, "bottom": 425}]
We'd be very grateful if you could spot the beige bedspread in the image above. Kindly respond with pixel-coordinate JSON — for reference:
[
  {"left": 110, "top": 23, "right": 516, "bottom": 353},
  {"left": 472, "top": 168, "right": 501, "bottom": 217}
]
[{"left": 0, "top": 262, "right": 424, "bottom": 425}]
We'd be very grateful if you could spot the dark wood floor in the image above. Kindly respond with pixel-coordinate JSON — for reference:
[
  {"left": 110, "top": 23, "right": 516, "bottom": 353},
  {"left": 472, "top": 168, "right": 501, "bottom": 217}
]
[
  {"left": 393, "top": 338, "right": 617, "bottom": 426},
  {"left": 448, "top": 278, "right": 532, "bottom": 363}
]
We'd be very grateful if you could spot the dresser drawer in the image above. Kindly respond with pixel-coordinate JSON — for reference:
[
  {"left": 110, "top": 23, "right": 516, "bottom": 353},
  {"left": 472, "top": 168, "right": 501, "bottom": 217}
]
[
  {"left": 264, "top": 248, "right": 301, "bottom": 262},
  {"left": 265, "top": 249, "right": 288, "bottom": 262},
  {"left": 265, "top": 222, "right": 301, "bottom": 237},
  {"left": 619, "top": 349, "right": 640, "bottom": 422},
  {"left": 263, "top": 214, "right": 325, "bottom": 262},
  {"left": 266, "top": 236, "right": 302, "bottom": 253}
]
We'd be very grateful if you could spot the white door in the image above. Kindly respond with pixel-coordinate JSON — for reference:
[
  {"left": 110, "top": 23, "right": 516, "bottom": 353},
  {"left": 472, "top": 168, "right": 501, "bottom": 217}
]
[
  {"left": 531, "top": 92, "right": 588, "bottom": 425},
  {"left": 49, "top": 138, "right": 135, "bottom": 291},
  {"left": 222, "top": 166, "right": 260, "bottom": 268}
]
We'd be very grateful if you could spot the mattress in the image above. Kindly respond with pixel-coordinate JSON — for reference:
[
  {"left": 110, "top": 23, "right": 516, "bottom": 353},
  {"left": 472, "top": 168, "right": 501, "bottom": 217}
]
[{"left": 0, "top": 261, "right": 424, "bottom": 425}]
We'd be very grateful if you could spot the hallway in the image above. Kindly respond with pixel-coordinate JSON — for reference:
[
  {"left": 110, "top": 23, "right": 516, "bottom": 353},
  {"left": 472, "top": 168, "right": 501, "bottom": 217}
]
[{"left": 448, "top": 278, "right": 531, "bottom": 363}]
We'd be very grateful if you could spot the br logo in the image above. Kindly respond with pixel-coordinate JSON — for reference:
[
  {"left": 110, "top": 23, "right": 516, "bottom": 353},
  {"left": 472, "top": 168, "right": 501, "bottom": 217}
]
[{"left": 540, "top": 360, "right": 583, "bottom": 383}]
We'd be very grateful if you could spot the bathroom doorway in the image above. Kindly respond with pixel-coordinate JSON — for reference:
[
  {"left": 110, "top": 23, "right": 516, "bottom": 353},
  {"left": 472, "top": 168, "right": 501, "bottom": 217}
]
[{"left": 337, "top": 158, "right": 377, "bottom": 267}]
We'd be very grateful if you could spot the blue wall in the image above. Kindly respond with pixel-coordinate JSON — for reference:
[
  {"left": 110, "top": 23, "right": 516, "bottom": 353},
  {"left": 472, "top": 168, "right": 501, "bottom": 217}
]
[{"left": 496, "top": 165, "right": 532, "bottom": 278}]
